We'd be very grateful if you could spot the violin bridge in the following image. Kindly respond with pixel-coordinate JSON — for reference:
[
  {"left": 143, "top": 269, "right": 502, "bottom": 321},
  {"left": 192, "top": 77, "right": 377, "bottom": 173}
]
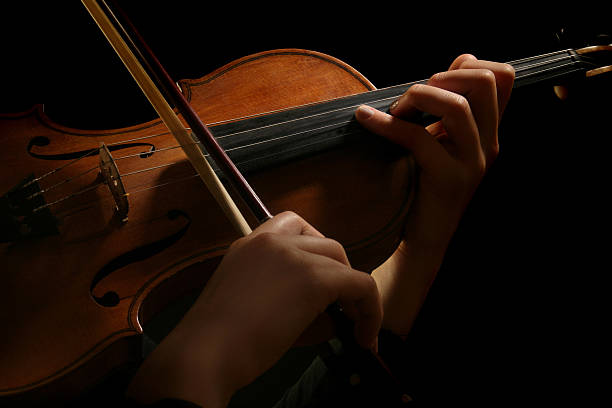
[{"left": 99, "top": 143, "right": 129, "bottom": 222}]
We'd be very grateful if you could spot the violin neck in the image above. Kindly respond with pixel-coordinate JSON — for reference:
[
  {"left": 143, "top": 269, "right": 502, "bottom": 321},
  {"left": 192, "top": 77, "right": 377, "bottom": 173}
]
[
  {"left": 509, "top": 48, "right": 590, "bottom": 88},
  {"left": 206, "top": 48, "right": 592, "bottom": 176}
]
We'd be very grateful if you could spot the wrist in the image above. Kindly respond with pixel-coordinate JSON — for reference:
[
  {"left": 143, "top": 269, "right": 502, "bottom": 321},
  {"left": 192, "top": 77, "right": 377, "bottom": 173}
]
[
  {"left": 402, "top": 191, "right": 464, "bottom": 252},
  {"left": 373, "top": 196, "right": 462, "bottom": 335},
  {"left": 127, "top": 315, "right": 237, "bottom": 408}
]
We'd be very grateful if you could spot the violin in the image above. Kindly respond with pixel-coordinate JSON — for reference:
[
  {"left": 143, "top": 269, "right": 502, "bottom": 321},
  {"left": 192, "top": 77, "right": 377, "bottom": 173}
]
[{"left": 1, "top": 2, "right": 610, "bottom": 405}]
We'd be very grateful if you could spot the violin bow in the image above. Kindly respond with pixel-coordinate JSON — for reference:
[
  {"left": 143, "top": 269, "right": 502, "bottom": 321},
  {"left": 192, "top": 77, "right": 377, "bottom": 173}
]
[
  {"left": 82, "top": 0, "right": 412, "bottom": 404},
  {"left": 81, "top": 0, "right": 267, "bottom": 236}
]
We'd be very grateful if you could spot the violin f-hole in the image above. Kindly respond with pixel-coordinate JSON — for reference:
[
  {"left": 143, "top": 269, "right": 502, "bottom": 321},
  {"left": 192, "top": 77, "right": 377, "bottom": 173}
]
[
  {"left": 90, "top": 209, "right": 191, "bottom": 307},
  {"left": 27, "top": 136, "right": 157, "bottom": 161}
]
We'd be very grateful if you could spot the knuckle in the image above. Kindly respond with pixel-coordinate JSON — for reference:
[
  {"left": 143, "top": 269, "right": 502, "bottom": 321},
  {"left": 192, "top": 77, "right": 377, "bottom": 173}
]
[
  {"left": 276, "top": 210, "right": 299, "bottom": 223},
  {"left": 477, "top": 69, "right": 497, "bottom": 89},
  {"left": 450, "top": 94, "right": 471, "bottom": 116},
  {"left": 456, "top": 53, "right": 477, "bottom": 67},
  {"left": 249, "top": 231, "right": 282, "bottom": 254},
  {"left": 407, "top": 83, "right": 426, "bottom": 95},
  {"left": 228, "top": 236, "right": 248, "bottom": 251},
  {"left": 280, "top": 209, "right": 298, "bottom": 218},
  {"left": 326, "top": 237, "right": 345, "bottom": 254},
  {"left": 501, "top": 63, "right": 516, "bottom": 80}
]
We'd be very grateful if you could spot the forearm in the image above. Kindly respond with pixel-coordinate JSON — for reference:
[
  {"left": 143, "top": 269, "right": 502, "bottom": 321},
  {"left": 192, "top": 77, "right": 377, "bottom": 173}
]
[
  {"left": 360, "top": 57, "right": 514, "bottom": 337},
  {"left": 125, "top": 211, "right": 383, "bottom": 407},
  {"left": 372, "top": 195, "right": 461, "bottom": 335},
  {"left": 126, "top": 315, "right": 236, "bottom": 408},
  {"left": 372, "top": 240, "right": 444, "bottom": 335}
]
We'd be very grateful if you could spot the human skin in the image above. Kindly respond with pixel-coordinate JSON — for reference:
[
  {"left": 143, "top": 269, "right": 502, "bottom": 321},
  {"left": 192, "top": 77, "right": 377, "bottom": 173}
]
[{"left": 126, "top": 55, "right": 515, "bottom": 407}]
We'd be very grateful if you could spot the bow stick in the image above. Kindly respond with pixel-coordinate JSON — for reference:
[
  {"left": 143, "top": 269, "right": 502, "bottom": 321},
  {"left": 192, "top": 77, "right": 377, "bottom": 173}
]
[
  {"left": 81, "top": 0, "right": 268, "bottom": 236},
  {"left": 82, "top": 0, "right": 410, "bottom": 403}
]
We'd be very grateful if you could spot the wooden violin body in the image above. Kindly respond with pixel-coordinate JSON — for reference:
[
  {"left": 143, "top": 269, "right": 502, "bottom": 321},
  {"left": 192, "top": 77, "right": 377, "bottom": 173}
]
[{"left": 0, "top": 49, "right": 415, "bottom": 404}]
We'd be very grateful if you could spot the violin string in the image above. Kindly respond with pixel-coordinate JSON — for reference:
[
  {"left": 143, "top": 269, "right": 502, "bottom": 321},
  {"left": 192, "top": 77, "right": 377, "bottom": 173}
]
[
  {"left": 112, "top": 143, "right": 195, "bottom": 161},
  {"left": 33, "top": 103, "right": 366, "bottom": 205},
  {"left": 33, "top": 181, "right": 106, "bottom": 213},
  {"left": 23, "top": 133, "right": 194, "bottom": 198},
  {"left": 514, "top": 61, "right": 578, "bottom": 82},
  {"left": 23, "top": 146, "right": 102, "bottom": 188},
  {"left": 189, "top": 52, "right": 578, "bottom": 146},
  {"left": 28, "top": 50, "right": 579, "bottom": 213},
  {"left": 28, "top": 151, "right": 195, "bottom": 211},
  {"left": 22, "top": 129, "right": 178, "bottom": 189},
  {"left": 26, "top": 165, "right": 100, "bottom": 200},
  {"left": 36, "top": 125, "right": 350, "bottom": 210},
  {"left": 122, "top": 124, "right": 374, "bottom": 196},
  {"left": 20, "top": 130, "right": 174, "bottom": 193},
  {"left": 48, "top": 190, "right": 120, "bottom": 221},
  {"left": 108, "top": 50, "right": 580, "bottom": 194},
  {"left": 506, "top": 49, "right": 572, "bottom": 67},
  {"left": 35, "top": 49, "right": 577, "bottom": 187},
  {"left": 210, "top": 51, "right": 577, "bottom": 141},
  {"left": 34, "top": 49, "right": 574, "bottom": 185},
  {"left": 127, "top": 173, "right": 200, "bottom": 194},
  {"left": 119, "top": 161, "right": 183, "bottom": 178},
  {"left": 105, "top": 129, "right": 187, "bottom": 146},
  {"left": 512, "top": 55, "right": 575, "bottom": 72},
  {"left": 201, "top": 51, "right": 577, "bottom": 143}
]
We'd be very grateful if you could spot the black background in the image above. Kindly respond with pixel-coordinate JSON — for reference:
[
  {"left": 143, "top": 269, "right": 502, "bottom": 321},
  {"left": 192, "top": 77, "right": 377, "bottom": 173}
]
[{"left": 1, "top": 1, "right": 610, "bottom": 406}]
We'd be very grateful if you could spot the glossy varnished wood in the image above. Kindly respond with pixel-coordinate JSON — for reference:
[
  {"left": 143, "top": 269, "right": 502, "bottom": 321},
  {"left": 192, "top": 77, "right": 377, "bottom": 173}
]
[{"left": 0, "top": 49, "right": 415, "bottom": 404}]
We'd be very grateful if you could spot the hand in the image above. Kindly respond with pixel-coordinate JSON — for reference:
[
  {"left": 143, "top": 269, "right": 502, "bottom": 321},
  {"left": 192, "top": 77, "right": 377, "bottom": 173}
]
[
  {"left": 127, "top": 211, "right": 382, "bottom": 407},
  {"left": 357, "top": 55, "right": 514, "bottom": 243},
  {"left": 355, "top": 55, "right": 515, "bottom": 334}
]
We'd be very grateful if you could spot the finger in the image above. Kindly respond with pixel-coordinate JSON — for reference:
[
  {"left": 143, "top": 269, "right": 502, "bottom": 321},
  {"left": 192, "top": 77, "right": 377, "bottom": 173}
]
[
  {"left": 249, "top": 213, "right": 381, "bottom": 347},
  {"left": 449, "top": 53, "right": 477, "bottom": 70},
  {"left": 385, "top": 84, "right": 482, "bottom": 164},
  {"left": 280, "top": 234, "right": 351, "bottom": 266},
  {"left": 318, "top": 265, "right": 383, "bottom": 349},
  {"left": 341, "top": 274, "right": 382, "bottom": 349},
  {"left": 249, "top": 211, "right": 350, "bottom": 265},
  {"left": 355, "top": 104, "right": 453, "bottom": 175},
  {"left": 427, "top": 69, "right": 499, "bottom": 163},
  {"left": 453, "top": 58, "right": 515, "bottom": 116},
  {"left": 252, "top": 211, "right": 324, "bottom": 238},
  {"left": 388, "top": 53, "right": 476, "bottom": 122}
]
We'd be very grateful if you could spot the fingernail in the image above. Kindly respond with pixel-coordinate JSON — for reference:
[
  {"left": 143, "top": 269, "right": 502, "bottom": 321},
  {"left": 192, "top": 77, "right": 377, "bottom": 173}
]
[{"left": 355, "top": 105, "right": 375, "bottom": 120}]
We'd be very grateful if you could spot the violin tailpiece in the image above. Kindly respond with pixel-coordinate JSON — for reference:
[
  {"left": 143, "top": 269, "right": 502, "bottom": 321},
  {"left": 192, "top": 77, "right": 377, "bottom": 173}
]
[{"left": 0, "top": 174, "right": 59, "bottom": 243}]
